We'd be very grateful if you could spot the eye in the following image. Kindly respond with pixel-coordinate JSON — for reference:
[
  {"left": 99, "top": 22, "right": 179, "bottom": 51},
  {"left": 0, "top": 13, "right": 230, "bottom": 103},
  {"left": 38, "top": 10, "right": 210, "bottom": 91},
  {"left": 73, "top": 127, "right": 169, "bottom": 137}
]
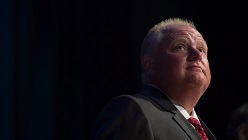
[
  {"left": 198, "top": 47, "right": 207, "bottom": 54},
  {"left": 173, "top": 44, "right": 187, "bottom": 52}
]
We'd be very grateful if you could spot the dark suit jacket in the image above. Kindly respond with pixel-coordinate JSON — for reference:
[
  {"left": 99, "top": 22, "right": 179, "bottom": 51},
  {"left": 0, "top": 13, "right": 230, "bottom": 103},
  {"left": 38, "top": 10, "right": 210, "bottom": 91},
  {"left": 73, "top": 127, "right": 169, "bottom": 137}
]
[{"left": 90, "top": 85, "right": 217, "bottom": 140}]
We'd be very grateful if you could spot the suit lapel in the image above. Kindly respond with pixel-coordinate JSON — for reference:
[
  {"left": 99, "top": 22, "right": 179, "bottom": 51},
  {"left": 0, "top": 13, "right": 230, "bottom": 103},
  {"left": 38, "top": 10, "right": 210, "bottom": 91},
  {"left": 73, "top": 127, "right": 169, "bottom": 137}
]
[
  {"left": 173, "top": 112, "right": 203, "bottom": 140},
  {"left": 140, "top": 85, "right": 205, "bottom": 140}
]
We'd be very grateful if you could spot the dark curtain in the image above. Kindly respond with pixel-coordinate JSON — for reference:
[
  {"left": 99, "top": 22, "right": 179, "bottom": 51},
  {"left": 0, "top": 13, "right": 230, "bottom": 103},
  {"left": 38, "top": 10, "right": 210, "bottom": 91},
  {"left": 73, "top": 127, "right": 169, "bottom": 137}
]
[
  {"left": 1, "top": 0, "right": 56, "bottom": 139},
  {"left": 1, "top": 0, "right": 247, "bottom": 139}
]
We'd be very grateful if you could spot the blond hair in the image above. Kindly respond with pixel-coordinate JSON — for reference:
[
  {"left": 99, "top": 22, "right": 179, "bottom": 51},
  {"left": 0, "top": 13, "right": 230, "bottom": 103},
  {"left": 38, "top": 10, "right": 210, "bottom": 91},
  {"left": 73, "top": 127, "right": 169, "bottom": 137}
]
[{"left": 140, "top": 17, "right": 196, "bottom": 59}]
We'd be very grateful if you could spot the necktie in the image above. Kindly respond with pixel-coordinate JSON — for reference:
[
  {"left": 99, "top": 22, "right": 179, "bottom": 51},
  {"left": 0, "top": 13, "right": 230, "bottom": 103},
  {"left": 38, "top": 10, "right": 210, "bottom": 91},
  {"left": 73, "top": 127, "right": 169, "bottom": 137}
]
[{"left": 188, "top": 117, "right": 208, "bottom": 140}]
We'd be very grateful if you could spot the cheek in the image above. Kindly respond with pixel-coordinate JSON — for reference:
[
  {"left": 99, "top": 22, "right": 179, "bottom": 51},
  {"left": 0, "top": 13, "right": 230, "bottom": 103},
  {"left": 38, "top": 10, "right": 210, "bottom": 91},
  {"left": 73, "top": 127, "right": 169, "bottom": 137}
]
[
  {"left": 207, "top": 69, "right": 211, "bottom": 84},
  {"left": 168, "top": 57, "right": 185, "bottom": 70},
  {"left": 155, "top": 53, "right": 185, "bottom": 75},
  {"left": 157, "top": 57, "right": 183, "bottom": 75},
  {"left": 203, "top": 60, "right": 211, "bottom": 77}
]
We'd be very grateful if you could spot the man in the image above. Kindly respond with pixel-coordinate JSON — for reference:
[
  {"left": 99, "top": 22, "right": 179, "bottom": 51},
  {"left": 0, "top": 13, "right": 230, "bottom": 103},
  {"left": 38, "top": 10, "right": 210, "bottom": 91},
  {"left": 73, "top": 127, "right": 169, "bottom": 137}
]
[{"left": 90, "top": 17, "right": 217, "bottom": 140}]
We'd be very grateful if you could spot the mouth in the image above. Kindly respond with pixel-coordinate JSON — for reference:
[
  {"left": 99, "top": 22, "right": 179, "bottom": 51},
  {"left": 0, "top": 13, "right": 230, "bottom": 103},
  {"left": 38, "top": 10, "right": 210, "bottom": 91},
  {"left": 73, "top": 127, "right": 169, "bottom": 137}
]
[{"left": 187, "top": 66, "right": 202, "bottom": 72}]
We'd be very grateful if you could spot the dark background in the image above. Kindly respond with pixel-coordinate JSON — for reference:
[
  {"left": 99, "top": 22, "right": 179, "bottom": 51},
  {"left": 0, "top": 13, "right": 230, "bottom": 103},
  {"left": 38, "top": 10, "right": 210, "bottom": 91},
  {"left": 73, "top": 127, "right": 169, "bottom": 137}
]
[{"left": 1, "top": 0, "right": 247, "bottom": 139}]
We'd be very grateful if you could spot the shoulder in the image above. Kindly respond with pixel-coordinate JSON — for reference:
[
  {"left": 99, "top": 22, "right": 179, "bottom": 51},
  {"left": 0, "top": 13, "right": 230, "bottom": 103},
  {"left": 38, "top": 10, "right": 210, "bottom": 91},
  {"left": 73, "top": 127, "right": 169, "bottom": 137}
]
[
  {"left": 93, "top": 94, "right": 151, "bottom": 129},
  {"left": 104, "top": 94, "right": 148, "bottom": 108},
  {"left": 102, "top": 94, "right": 165, "bottom": 117},
  {"left": 107, "top": 94, "right": 153, "bottom": 107},
  {"left": 91, "top": 94, "right": 155, "bottom": 140},
  {"left": 96, "top": 94, "right": 156, "bottom": 117}
]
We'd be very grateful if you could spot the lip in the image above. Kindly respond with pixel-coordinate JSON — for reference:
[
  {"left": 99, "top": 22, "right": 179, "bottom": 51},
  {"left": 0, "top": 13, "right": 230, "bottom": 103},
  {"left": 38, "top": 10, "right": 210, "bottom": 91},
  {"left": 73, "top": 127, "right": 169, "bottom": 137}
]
[{"left": 187, "top": 65, "right": 202, "bottom": 71}]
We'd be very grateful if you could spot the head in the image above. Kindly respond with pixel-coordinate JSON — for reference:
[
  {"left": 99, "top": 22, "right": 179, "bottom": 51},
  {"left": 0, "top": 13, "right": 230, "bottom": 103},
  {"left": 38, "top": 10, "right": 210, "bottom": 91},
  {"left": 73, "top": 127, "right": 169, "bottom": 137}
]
[
  {"left": 140, "top": 18, "right": 211, "bottom": 99},
  {"left": 228, "top": 102, "right": 248, "bottom": 140}
]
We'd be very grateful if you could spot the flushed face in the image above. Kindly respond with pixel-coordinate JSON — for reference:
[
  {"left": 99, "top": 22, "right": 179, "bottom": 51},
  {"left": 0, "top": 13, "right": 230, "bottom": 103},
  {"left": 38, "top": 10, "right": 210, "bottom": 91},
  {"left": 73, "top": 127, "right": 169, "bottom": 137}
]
[{"left": 153, "top": 26, "right": 211, "bottom": 94}]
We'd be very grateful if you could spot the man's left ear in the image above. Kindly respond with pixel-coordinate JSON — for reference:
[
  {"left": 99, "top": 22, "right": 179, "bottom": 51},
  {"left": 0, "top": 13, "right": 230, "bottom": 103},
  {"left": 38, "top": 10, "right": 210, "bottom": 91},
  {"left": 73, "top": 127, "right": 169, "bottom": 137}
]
[{"left": 141, "top": 56, "right": 154, "bottom": 74}]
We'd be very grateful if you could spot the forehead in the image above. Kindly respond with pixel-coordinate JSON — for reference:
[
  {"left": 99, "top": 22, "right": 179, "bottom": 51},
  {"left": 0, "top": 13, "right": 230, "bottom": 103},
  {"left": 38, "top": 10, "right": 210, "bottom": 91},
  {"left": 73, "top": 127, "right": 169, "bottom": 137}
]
[
  {"left": 159, "top": 26, "right": 207, "bottom": 47},
  {"left": 156, "top": 26, "right": 208, "bottom": 51},
  {"left": 162, "top": 25, "right": 205, "bottom": 43}
]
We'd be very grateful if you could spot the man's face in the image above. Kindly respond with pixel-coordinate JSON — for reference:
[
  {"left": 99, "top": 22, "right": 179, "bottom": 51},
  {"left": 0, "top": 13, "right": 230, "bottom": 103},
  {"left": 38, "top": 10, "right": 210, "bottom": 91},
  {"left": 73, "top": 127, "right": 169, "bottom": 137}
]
[{"left": 153, "top": 26, "right": 211, "bottom": 93}]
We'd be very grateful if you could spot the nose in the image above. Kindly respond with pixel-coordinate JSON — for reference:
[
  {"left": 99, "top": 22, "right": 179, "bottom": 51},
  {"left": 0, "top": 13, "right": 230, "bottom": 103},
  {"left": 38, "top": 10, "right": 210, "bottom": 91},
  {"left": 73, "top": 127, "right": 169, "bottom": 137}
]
[{"left": 187, "top": 48, "right": 202, "bottom": 61}]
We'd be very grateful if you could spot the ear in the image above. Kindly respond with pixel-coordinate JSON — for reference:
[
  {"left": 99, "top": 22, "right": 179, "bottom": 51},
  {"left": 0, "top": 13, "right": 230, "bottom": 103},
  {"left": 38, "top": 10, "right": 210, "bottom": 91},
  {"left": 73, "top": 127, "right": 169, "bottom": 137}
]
[
  {"left": 141, "top": 55, "right": 154, "bottom": 74},
  {"left": 237, "top": 123, "right": 248, "bottom": 140}
]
